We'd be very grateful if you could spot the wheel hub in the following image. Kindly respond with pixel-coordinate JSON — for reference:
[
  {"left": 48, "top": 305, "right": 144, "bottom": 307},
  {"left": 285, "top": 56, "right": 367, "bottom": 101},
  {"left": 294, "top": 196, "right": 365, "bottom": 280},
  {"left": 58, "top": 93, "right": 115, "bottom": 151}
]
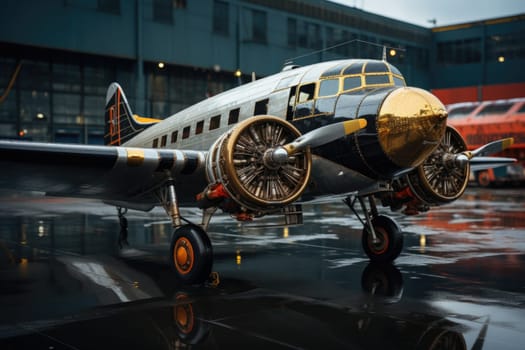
[
  {"left": 368, "top": 228, "right": 389, "bottom": 254},
  {"left": 174, "top": 238, "right": 194, "bottom": 273}
]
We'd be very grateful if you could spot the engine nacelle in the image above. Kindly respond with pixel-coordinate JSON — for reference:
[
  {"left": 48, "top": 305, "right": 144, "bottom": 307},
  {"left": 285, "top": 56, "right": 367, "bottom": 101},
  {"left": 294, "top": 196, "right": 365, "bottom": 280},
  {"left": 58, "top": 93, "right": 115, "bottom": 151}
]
[
  {"left": 382, "top": 126, "right": 470, "bottom": 215},
  {"left": 202, "top": 116, "right": 312, "bottom": 216}
]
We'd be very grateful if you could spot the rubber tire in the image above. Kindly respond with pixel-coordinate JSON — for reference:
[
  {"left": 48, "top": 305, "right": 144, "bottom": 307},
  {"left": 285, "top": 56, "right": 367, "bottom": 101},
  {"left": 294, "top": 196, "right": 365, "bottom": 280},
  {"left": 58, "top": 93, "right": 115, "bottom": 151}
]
[
  {"left": 170, "top": 224, "right": 213, "bottom": 284},
  {"left": 362, "top": 215, "right": 403, "bottom": 263}
]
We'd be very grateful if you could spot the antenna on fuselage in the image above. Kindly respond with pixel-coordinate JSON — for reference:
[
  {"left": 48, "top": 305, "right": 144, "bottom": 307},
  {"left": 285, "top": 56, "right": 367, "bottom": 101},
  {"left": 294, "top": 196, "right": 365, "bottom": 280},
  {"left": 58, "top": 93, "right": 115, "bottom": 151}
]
[{"left": 283, "top": 39, "right": 405, "bottom": 68}]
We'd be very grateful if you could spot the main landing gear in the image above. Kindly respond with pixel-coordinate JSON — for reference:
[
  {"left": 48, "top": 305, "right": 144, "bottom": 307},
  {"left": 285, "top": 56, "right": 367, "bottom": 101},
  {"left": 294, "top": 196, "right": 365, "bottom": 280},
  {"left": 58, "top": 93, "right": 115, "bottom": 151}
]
[
  {"left": 156, "top": 176, "right": 214, "bottom": 285},
  {"left": 344, "top": 194, "right": 404, "bottom": 263}
]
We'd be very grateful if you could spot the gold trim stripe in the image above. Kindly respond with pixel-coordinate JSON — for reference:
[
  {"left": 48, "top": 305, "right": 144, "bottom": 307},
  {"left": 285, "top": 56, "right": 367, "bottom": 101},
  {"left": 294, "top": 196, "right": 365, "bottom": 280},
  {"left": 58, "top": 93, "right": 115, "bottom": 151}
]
[
  {"left": 133, "top": 114, "right": 161, "bottom": 124},
  {"left": 126, "top": 149, "right": 145, "bottom": 166}
]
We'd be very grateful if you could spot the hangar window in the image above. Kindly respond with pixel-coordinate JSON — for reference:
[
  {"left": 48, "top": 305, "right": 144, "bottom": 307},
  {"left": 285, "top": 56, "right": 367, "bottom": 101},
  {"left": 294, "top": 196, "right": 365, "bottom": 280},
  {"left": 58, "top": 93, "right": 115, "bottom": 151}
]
[
  {"left": 213, "top": 0, "right": 229, "bottom": 36},
  {"left": 171, "top": 130, "right": 178, "bottom": 143},
  {"left": 287, "top": 18, "right": 297, "bottom": 47},
  {"left": 243, "top": 9, "right": 267, "bottom": 44},
  {"left": 153, "top": 0, "right": 173, "bottom": 24},
  {"left": 228, "top": 109, "right": 239, "bottom": 125},
  {"left": 97, "top": 0, "right": 120, "bottom": 14},
  {"left": 196, "top": 120, "right": 204, "bottom": 135},
  {"left": 210, "top": 115, "right": 221, "bottom": 130},
  {"left": 182, "top": 126, "right": 190, "bottom": 139},
  {"left": 161, "top": 135, "right": 167, "bottom": 147}
]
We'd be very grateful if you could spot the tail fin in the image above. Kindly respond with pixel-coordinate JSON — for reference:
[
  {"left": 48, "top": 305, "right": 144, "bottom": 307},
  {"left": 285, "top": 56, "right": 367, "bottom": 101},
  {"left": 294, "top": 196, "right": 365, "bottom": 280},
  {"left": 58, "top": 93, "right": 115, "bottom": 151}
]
[{"left": 104, "top": 83, "right": 160, "bottom": 146}]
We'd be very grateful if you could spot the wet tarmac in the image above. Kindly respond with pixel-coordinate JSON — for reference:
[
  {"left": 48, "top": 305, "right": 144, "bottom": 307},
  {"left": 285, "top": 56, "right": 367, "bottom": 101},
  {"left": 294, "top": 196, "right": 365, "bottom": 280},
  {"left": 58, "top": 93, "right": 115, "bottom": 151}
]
[{"left": 0, "top": 188, "right": 524, "bottom": 349}]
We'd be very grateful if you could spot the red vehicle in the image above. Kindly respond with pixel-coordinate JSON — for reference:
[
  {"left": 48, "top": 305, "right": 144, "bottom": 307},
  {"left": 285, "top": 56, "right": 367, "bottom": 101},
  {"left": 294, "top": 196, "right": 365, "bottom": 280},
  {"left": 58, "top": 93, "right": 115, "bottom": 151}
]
[{"left": 447, "top": 98, "right": 525, "bottom": 186}]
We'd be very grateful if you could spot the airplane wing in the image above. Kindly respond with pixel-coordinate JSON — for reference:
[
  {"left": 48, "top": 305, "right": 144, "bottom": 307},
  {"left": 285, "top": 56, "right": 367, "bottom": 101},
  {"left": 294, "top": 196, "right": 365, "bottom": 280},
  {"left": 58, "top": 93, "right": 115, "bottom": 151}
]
[{"left": 0, "top": 140, "right": 207, "bottom": 210}]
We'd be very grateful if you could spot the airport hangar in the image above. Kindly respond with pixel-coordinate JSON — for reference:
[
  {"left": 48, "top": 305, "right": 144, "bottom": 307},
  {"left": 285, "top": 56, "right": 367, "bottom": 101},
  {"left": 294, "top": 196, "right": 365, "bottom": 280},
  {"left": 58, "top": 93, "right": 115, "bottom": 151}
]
[{"left": 0, "top": 0, "right": 524, "bottom": 145}]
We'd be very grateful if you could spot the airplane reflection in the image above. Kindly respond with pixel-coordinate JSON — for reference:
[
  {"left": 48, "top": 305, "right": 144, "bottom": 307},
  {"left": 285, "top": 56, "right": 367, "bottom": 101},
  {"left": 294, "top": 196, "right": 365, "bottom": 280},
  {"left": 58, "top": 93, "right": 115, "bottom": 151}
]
[{"left": 0, "top": 262, "right": 470, "bottom": 350}]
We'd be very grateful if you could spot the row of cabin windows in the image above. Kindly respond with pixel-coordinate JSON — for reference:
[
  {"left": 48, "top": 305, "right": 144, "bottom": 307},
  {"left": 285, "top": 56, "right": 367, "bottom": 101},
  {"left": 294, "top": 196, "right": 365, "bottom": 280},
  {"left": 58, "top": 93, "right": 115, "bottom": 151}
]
[{"left": 151, "top": 107, "right": 243, "bottom": 148}]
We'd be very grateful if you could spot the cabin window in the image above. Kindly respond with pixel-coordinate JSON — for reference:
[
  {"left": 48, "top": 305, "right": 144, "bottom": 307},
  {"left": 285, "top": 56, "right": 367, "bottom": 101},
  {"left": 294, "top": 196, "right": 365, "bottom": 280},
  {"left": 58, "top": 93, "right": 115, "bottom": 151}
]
[
  {"left": 171, "top": 130, "right": 178, "bottom": 143},
  {"left": 160, "top": 135, "right": 167, "bottom": 147},
  {"left": 365, "top": 74, "right": 390, "bottom": 85},
  {"left": 182, "top": 126, "right": 190, "bottom": 139},
  {"left": 517, "top": 104, "right": 525, "bottom": 114},
  {"left": 297, "top": 83, "right": 315, "bottom": 103},
  {"left": 152, "top": 138, "right": 159, "bottom": 148},
  {"left": 210, "top": 115, "right": 221, "bottom": 129},
  {"left": 254, "top": 99, "right": 268, "bottom": 115},
  {"left": 196, "top": 120, "right": 204, "bottom": 134},
  {"left": 318, "top": 79, "right": 339, "bottom": 97},
  {"left": 343, "top": 76, "right": 362, "bottom": 91},
  {"left": 228, "top": 109, "right": 239, "bottom": 125}
]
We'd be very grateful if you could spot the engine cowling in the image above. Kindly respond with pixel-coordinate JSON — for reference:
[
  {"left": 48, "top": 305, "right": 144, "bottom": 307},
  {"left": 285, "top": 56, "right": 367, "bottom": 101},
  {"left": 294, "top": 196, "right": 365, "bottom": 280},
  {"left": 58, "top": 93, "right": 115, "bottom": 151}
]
[
  {"left": 203, "top": 116, "right": 312, "bottom": 215},
  {"left": 384, "top": 126, "right": 470, "bottom": 214}
]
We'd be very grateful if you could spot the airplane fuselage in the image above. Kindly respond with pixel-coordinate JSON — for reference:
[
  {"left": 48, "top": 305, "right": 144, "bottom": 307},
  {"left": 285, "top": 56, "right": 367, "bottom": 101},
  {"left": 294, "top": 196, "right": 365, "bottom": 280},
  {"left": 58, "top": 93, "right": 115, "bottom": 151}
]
[{"left": 125, "top": 59, "right": 447, "bottom": 201}]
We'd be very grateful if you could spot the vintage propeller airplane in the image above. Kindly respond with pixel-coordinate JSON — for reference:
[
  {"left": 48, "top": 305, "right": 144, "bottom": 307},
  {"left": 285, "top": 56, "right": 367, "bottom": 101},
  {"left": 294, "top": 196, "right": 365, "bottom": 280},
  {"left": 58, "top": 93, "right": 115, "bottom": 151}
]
[{"left": 0, "top": 58, "right": 515, "bottom": 284}]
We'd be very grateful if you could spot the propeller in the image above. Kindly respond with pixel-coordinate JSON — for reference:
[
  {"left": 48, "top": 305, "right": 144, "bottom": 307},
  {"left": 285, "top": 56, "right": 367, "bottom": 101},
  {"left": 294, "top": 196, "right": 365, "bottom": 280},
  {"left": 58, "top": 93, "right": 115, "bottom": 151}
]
[
  {"left": 267, "top": 118, "right": 367, "bottom": 165},
  {"left": 453, "top": 137, "right": 516, "bottom": 170}
]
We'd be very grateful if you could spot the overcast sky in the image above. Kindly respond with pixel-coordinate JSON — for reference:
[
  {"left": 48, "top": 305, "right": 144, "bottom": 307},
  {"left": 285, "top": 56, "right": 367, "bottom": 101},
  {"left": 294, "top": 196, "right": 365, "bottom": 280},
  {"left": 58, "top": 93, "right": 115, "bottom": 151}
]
[{"left": 329, "top": 0, "right": 525, "bottom": 27}]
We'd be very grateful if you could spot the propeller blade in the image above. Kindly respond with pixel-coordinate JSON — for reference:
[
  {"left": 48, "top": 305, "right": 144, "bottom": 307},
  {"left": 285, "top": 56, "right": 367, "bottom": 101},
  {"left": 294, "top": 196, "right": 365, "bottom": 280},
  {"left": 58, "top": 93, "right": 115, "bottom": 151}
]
[
  {"left": 452, "top": 137, "right": 515, "bottom": 169},
  {"left": 469, "top": 137, "right": 514, "bottom": 158},
  {"left": 469, "top": 156, "right": 517, "bottom": 172},
  {"left": 283, "top": 118, "right": 367, "bottom": 155}
]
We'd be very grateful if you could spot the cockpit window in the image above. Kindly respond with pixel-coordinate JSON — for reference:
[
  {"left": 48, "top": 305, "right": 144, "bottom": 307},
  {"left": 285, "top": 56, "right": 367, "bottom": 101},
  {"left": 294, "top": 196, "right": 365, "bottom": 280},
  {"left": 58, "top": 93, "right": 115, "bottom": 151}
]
[
  {"left": 318, "top": 79, "right": 339, "bottom": 97},
  {"left": 321, "top": 63, "right": 348, "bottom": 78},
  {"left": 393, "top": 76, "right": 406, "bottom": 86},
  {"left": 364, "top": 61, "right": 388, "bottom": 73},
  {"left": 298, "top": 83, "right": 316, "bottom": 103},
  {"left": 343, "top": 63, "right": 364, "bottom": 75},
  {"left": 388, "top": 64, "right": 402, "bottom": 75},
  {"left": 365, "top": 74, "right": 390, "bottom": 85},
  {"left": 343, "top": 76, "right": 362, "bottom": 91}
]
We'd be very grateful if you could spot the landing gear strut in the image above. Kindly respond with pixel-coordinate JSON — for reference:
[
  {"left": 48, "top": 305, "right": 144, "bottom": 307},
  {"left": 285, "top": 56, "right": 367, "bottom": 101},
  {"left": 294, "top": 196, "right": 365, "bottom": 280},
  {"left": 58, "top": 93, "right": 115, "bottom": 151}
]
[
  {"left": 156, "top": 175, "right": 214, "bottom": 285},
  {"left": 345, "top": 195, "right": 404, "bottom": 263}
]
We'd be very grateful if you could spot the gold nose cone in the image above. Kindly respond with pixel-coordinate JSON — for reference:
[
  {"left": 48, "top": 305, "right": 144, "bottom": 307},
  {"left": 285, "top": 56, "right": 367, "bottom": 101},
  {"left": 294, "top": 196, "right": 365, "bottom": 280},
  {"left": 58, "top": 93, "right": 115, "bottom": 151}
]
[{"left": 377, "top": 87, "right": 448, "bottom": 168}]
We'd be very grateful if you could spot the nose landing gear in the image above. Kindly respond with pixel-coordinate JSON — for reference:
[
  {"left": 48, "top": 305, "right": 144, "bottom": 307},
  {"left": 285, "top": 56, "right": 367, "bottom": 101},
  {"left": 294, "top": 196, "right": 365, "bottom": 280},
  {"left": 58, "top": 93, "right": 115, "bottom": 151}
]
[{"left": 345, "top": 195, "right": 404, "bottom": 263}]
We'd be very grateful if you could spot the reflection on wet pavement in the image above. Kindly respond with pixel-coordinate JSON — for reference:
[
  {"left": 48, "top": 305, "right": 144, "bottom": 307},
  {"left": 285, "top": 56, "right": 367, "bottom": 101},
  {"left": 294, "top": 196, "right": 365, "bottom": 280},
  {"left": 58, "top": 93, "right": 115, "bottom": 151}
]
[{"left": 0, "top": 188, "right": 524, "bottom": 349}]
